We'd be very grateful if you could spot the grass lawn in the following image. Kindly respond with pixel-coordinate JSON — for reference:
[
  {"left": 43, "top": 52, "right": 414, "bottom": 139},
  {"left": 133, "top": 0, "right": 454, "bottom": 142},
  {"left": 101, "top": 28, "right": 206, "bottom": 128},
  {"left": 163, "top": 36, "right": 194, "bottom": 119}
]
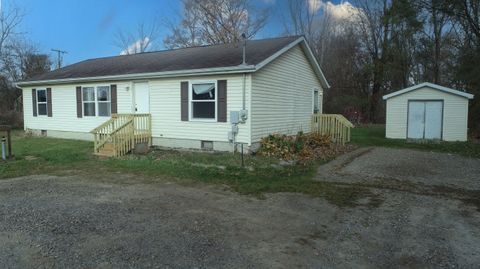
[
  {"left": 0, "top": 131, "right": 365, "bottom": 207},
  {"left": 351, "top": 124, "right": 480, "bottom": 158},
  {"left": 2, "top": 125, "right": 477, "bottom": 205}
]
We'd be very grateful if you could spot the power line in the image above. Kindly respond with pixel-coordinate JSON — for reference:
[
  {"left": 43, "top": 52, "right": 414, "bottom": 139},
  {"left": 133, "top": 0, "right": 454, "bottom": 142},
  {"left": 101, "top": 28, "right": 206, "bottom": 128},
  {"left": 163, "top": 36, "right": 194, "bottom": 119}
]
[{"left": 51, "top": 49, "right": 68, "bottom": 69}]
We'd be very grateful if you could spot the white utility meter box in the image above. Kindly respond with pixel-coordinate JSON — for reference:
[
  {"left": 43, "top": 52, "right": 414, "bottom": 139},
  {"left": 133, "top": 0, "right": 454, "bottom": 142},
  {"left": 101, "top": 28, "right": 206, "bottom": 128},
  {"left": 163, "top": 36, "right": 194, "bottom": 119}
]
[{"left": 230, "top": 111, "right": 240, "bottom": 124}]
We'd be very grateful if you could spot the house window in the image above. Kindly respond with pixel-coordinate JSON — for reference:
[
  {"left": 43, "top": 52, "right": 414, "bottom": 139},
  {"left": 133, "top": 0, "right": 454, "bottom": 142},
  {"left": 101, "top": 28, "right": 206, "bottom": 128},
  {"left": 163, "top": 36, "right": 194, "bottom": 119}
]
[
  {"left": 313, "top": 89, "right": 319, "bottom": 113},
  {"left": 191, "top": 82, "right": 216, "bottom": 120},
  {"left": 82, "top": 87, "right": 95, "bottom": 116},
  {"left": 37, "top": 89, "right": 47, "bottom": 116},
  {"left": 97, "top": 86, "right": 111, "bottom": 116},
  {"left": 82, "top": 86, "right": 111, "bottom": 117}
]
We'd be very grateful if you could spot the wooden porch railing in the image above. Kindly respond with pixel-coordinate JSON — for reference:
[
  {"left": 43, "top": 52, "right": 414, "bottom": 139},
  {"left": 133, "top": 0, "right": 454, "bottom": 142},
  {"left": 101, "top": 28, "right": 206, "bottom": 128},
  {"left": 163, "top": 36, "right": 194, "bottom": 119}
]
[
  {"left": 91, "top": 113, "right": 151, "bottom": 157},
  {"left": 311, "top": 114, "right": 354, "bottom": 145}
]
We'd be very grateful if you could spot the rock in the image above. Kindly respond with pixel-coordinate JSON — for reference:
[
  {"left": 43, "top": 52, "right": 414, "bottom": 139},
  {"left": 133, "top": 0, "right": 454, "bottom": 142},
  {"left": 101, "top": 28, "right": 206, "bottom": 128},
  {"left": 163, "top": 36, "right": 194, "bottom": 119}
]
[
  {"left": 279, "top": 160, "right": 297, "bottom": 166},
  {"left": 133, "top": 142, "right": 150, "bottom": 154},
  {"left": 270, "top": 164, "right": 283, "bottom": 170},
  {"left": 249, "top": 143, "right": 261, "bottom": 154},
  {"left": 191, "top": 163, "right": 226, "bottom": 170}
]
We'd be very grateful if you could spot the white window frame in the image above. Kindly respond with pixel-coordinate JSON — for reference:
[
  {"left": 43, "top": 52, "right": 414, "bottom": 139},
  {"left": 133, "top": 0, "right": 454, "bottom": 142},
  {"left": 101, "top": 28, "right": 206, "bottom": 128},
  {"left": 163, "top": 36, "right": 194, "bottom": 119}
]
[
  {"left": 82, "top": 86, "right": 96, "bottom": 117},
  {"left": 189, "top": 80, "right": 217, "bottom": 122},
  {"left": 36, "top": 88, "right": 48, "bottom": 116},
  {"left": 82, "top": 85, "right": 111, "bottom": 117},
  {"left": 96, "top": 85, "right": 112, "bottom": 117}
]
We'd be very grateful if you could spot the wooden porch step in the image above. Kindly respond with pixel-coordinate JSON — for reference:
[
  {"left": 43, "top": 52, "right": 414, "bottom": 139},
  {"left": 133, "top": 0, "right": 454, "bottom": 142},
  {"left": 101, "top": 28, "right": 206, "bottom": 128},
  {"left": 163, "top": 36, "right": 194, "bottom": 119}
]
[
  {"left": 95, "top": 149, "right": 115, "bottom": 157},
  {"left": 102, "top": 143, "right": 114, "bottom": 150},
  {"left": 94, "top": 152, "right": 114, "bottom": 157},
  {"left": 91, "top": 113, "right": 152, "bottom": 157},
  {"left": 95, "top": 143, "right": 115, "bottom": 157}
]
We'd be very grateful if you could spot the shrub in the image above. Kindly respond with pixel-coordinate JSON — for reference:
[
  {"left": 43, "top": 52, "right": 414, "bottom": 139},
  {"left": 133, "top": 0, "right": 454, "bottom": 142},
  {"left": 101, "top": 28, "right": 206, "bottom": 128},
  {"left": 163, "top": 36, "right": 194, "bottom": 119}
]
[
  {"left": 260, "top": 134, "right": 296, "bottom": 159},
  {"left": 259, "top": 132, "right": 353, "bottom": 162}
]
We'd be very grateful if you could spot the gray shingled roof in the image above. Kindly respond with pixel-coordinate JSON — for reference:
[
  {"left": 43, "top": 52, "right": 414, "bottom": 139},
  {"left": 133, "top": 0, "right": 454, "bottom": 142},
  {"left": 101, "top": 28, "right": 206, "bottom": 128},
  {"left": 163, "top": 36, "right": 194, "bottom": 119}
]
[{"left": 24, "top": 36, "right": 301, "bottom": 82}]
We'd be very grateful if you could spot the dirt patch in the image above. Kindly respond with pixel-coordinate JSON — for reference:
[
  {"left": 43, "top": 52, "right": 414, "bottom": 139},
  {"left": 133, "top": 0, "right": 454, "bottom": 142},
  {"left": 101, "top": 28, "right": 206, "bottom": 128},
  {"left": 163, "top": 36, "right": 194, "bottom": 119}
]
[{"left": 1, "top": 174, "right": 480, "bottom": 268}]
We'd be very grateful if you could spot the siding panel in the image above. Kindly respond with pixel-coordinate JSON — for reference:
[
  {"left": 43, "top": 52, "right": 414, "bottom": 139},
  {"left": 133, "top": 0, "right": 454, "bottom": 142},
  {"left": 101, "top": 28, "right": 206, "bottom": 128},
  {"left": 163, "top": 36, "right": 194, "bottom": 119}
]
[
  {"left": 149, "top": 74, "right": 251, "bottom": 144},
  {"left": 23, "top": 82, "right": 133, "bottom": 139},
  {"left": 251, "top": 45, "right": 323, "bottom": 142},
  {"left": 23, "top": 75, "right": 252, "bottom": 146}
]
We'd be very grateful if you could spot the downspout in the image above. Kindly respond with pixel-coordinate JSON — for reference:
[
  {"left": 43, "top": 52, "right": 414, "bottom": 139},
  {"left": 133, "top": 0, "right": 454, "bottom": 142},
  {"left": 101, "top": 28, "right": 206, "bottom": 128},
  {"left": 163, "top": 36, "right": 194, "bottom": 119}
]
[
  {"left": 232, "top": 34, "right": 248, "bottom": 153},
  {"left": 242, "top": 33, "right": 247, "bottom": 111},
  {"left": 242, "top": 73, "right": 246, "bottom": 110}
]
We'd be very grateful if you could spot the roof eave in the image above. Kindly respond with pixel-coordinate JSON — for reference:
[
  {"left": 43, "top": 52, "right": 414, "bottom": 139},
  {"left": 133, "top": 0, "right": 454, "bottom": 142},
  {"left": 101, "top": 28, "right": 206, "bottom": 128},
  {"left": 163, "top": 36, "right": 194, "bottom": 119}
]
[
  {"left": 383, "top": 82, "right": 474, "bottom": 100},
  {"left": 298, "top": 38, "right": 331, "bottom": 89},
  {"left": 16, "top": 65, "right": 256, "bottom": 87}
]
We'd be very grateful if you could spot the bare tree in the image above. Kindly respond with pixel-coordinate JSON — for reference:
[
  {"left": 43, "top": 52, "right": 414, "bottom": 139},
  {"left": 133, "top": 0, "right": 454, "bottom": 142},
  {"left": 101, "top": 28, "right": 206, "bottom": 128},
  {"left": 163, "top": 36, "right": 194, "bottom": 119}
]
[
  {"left": 442, "top": 0, "right": 480, "bottom": 136},
  {"left": 0, "top": 3, "right": 26, "bottom": 115},
  {"left": 353, "top": 0, "right": 392, "bottom": 122},
  {"left": 114, "top": 22, "right": 160, "bottom": 55},
  {"left": 1, "top": 38, "right": 50, "bottom": 113},
  {"left": 413, "top": 0, "right": 457, "bottom": 84},
  {"left": 164, "top": 0, "right": 269, "bottom": 49},
  {"left": 163, "top": 0, "right": 204, "bottom": 49},
  {"left": 21, "top": 53, "right": 51, "bottom": 79},
  {"left": 444, "top": 0, "right": 480, "bottom": 44},
  {"left": 427, "top": 0, "right": 449, "bottom": 84},
  {"left": 0, "top": 2, "right": 50, "bottom": 127},
  {"left": 0, "top": 3, "right": 24, "bottom": 57},
  {"left": 282, "top": 0, "right": 317, "bottom": 38},
  {"left": 282, "top": 0, "right": 370, "bottom": 121}
]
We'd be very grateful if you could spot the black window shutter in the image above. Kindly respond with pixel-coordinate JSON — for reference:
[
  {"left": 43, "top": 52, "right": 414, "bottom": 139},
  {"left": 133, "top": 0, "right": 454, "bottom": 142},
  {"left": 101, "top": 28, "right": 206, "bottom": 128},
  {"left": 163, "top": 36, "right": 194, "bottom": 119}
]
[
  {"left": 76, "top": 86, "right": 82, "bottom": 118},
  {"left": 111, "top": 84, "right": 117, "bottom": 114},
  {"left": 32, "top": 89, "right": 37, "bottom": 117},
  {"left": 47, "top": 88, "right": 52, "bottom": 117},
  {"left": 217, "top": 80, "right": 227, "bottom": 122},
  {"left": 181, "top": 81, "right": 189, "bottom": 121}
]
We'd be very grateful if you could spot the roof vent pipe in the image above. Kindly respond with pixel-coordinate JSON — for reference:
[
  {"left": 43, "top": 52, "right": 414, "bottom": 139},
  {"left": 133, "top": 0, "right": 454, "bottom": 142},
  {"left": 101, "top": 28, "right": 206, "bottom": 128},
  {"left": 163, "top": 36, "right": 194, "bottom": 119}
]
[{"left": 241, "top": 33, "right": 247, "bottom": 65}]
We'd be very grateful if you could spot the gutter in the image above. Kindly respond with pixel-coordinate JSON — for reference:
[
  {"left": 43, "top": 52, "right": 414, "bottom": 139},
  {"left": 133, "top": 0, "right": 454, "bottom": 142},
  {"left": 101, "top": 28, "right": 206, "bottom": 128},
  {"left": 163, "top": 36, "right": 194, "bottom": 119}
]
[{"left": 16, "top": 65, "right": 256, "bottom": 87}]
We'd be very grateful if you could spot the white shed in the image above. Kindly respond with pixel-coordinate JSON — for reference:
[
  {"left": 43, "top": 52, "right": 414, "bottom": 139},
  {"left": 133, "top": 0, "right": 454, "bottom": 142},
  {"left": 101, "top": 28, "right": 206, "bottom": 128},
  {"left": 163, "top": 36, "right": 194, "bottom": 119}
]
[{"left": 383, "top": 82, "right": 474, "bottom": 141}]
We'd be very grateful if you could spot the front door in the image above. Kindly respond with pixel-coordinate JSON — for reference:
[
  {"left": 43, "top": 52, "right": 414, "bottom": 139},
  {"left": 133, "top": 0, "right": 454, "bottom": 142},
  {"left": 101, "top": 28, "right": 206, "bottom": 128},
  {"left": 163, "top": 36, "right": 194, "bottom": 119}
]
[
  {"left": 134, "top": 82, "right": 150, "bottom": 113},
  {"left": 407, "top": 100, "right": 443, "bottom": 140}
]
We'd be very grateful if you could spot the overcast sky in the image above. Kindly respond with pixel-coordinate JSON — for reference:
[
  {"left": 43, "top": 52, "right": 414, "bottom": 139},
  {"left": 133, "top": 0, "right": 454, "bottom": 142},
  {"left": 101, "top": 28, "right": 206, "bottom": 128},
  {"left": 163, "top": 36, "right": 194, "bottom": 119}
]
[{"left": 12, "top": 0, "right": 348, "bottom": 65}]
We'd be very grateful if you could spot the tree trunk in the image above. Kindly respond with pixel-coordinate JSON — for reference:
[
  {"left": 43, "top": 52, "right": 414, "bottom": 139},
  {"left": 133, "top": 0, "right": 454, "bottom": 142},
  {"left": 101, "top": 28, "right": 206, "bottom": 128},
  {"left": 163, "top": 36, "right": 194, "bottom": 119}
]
[{"left": 432, "top": 1, "right": 441, "bottom": 84}]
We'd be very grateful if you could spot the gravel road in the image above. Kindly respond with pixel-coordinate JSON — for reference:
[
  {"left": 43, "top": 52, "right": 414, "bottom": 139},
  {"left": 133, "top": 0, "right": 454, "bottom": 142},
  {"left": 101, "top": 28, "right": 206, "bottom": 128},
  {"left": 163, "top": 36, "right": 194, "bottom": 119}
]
[{"left": 1, "top": 148, "right": 479, "bottom": 268}]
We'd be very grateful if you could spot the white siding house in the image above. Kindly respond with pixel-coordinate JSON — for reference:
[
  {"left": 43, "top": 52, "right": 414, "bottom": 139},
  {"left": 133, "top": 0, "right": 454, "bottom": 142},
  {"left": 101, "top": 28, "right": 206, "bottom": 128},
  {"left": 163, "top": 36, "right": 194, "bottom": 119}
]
[
  {"left": 383, "top": 83, "right": 474, "bottom": 141},
  {"left": 18, "top": 36, "right": 329, "bottom": 151}
]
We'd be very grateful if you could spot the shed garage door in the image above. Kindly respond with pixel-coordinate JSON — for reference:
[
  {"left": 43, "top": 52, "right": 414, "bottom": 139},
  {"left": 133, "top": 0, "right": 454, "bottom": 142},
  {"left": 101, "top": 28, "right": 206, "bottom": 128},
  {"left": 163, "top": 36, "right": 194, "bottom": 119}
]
[{"left": 407, "top": 101, "right": 443, "bottom": 139}]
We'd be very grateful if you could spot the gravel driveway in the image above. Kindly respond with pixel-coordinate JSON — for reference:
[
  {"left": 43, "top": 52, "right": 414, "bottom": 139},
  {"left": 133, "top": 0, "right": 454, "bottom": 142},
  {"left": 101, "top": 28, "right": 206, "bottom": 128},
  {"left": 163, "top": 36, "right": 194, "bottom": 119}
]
[
  {"left": 317, "top": 147, "right": 480, "bottom": 190},
  {"left": 1, "top": 148, "right": 480, "bottom": 268}
]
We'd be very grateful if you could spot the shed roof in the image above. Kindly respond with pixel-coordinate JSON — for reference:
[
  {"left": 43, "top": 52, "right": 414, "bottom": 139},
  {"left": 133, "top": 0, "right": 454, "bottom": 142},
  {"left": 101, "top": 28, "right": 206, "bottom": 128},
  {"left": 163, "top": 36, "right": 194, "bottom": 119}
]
[
  {"left": 383, "top": 82, "right": 474, "bottom": 100},
  {"left": 17, "top": 36, "right": 330, "bottom": 89}
]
